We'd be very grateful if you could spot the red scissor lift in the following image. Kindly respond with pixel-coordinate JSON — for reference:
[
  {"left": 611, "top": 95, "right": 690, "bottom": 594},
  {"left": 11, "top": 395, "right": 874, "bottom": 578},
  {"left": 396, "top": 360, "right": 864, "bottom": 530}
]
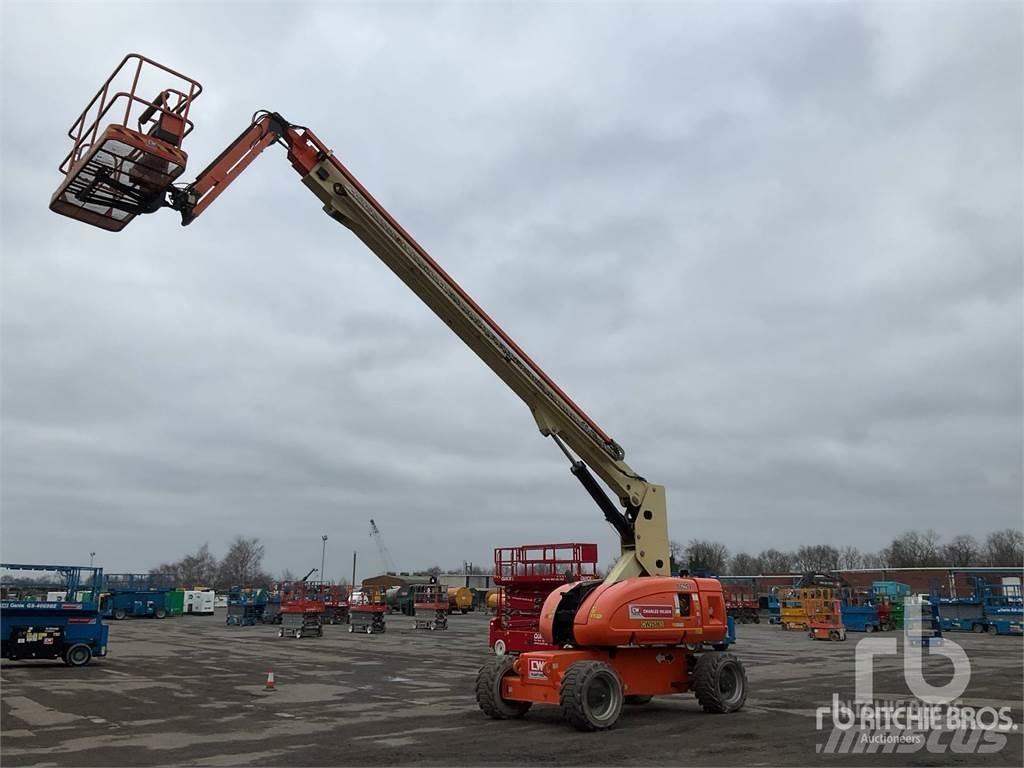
[
  {"left": 489, "top": 543, "right": 599, "bottom": 656},
  {"left": 348, "top": 587, "right": 387, "bottom": 634},
  {"left": 412, "top": 584, "right": 449, "bottom": 631},
  {"left": 321, "top": 584, "right": 350, "bottom": 625},
  {"left": 277, "top": 581, "right": 325, "bottom": 639}
]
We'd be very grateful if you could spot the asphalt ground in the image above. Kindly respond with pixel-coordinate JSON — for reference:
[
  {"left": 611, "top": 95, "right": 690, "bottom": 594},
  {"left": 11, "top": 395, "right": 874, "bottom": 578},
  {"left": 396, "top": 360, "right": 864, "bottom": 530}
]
[{"left": 2, "top": 609, "right": 1021, "bottom": 766}]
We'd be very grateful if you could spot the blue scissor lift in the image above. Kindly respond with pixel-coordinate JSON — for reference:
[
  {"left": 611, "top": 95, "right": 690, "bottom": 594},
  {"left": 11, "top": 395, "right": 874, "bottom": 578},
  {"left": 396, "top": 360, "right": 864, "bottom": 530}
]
[
  {"left": 102, "top": 573, "right": 174, "bottom": 620},
  {"left": 1, "top": 563, "right": 109, "bottom": 666}
]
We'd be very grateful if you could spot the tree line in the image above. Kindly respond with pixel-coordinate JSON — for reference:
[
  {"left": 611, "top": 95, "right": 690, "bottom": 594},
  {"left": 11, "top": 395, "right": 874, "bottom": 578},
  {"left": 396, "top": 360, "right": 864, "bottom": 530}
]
[
  {"left": 673, "top": 528, "right": 1024, "bottom": 576},
  {"left": 149, "top": 528, "right": 1022, "bottom": 588},
  {"left": 150, "top": 537, "right": 272, "bottom": 590}
]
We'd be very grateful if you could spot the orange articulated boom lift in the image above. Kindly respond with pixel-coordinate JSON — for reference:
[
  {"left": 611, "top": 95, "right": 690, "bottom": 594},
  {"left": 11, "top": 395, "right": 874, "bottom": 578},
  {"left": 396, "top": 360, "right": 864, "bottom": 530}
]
[{"left": 49, "top": 54, "right": 748, "bottom": 731}]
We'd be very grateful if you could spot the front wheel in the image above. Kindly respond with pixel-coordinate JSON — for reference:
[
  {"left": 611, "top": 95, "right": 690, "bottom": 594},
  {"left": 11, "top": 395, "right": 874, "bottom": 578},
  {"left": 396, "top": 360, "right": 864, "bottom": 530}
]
[
  {"left": 365, "top": 625, "right": 373, "bottom": 635},
  {"left": 987, "top": 624, "right": 999, "bottom": 635},
  {"left": 476, "top": 656, "right": 531, "bottom": 719},
  {"left": 113, "top": 609, "right": 128, "bottom": 621},
  {"left": 63, "top": 644, "right": 92, "bottom": 667},
  {"left": 492, "top": 638, "right": 507, "bottom": 656},
  {"left": 154, "top": 608, "right": 167, "bottom": 619},
  {"left": 693, "top": 652, "right": 747, "bottom": 714},
  {"left": 973, "top": 623, "right": 985, "bottom": 633},
  {"left": 865, "top": 624, "right": 874, "bottom": 633},
  {"left": 560, "top": 660, "right": 624, "bottom": 731},
  {"left": 348, "top": 625, "right": 354, "bottom": 633}
]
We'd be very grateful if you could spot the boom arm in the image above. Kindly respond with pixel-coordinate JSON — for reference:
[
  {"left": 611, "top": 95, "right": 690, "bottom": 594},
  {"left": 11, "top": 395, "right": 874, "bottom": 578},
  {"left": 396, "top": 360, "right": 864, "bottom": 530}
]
[{"left": 171, "top": 113, "right": 670, "bottom": 582}]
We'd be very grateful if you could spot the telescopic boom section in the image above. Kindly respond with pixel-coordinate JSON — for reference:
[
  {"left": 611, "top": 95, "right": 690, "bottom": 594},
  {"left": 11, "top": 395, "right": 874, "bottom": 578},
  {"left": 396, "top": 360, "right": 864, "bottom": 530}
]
[{"left": 176, "top": 114, "right": 670, "bottom": 582}]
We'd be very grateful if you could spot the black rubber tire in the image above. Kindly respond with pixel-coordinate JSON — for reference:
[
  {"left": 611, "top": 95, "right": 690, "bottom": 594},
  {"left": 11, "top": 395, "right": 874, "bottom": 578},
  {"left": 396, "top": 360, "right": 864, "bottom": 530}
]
[
  {"left": 624, "top": 694, "right": 653, "bottom": 705},
  {"left": 808, "top": 630, "right": 815, "bottom": 639},
  {"left": 753, "top": 615, "right": 761, "bottom": 624},
  {"left": 63, "top": 644, "right": 92, "bottom": 667},
  {"left": 113, "top": 609, "right": 127, "bottom": 621},
  {"left": 154, "top": 608, "right": 167, "bottom": 619},
  {"left": 560, "top": 661, "right": 624, "bottom": 731},
  {"left": 476, "top": 656, "right": 531, "bottom": 719},
  {"left": 693, "top": 652, "right": 747, "bottom": 714},
  {"left": 829, "top": 631, "right": 841, "bottom": 642},
  {"left": 987, "top": 624, "right": 999, "bottom": 635},
  {"left": 462, "top": 609, "right": 468, "bottom": 615},
  {"left": 865, "top": 624, "right": 874, "bottom": 633},
  {"left": 973, "top": 623, "right": 985, "bottom": 633}
]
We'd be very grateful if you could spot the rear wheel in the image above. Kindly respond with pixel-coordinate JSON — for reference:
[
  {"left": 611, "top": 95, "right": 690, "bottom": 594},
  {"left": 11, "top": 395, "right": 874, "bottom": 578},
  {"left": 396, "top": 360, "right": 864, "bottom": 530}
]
[
  {"left": 693, "top": 652, "right": 747, "bottom": 714},
  {"left": 63, "top": 644, "right": 92, "bottom": 667},
  {"left": 829, "top": 630, "right": 841, "bottom": 642},
  {"left": 154, "top": 608, "right": 167, "bottom": 619},
  {"left": 987, "top": 624, "right": 999, "bottom": 635},
  {"left": 865, "top": 624, "right": 874, "bottom": 633},
  {"left": 973, "top": 623, "right": 985, "bottom": 633},
  {"left": 492, "top": 638, "right": 507, "bottom": 656},
  {"left": 113, "top": 609, "right": 127, "bottom": 621},
  {"left": 560, "top": 660, "right": 624, "bottom": 731},
  {"left": 365, "top": 625, "right": 373, "bottom": 635},
  {"left": 348, "top": 625, "right": 354, "bottom": 633},
  {"left": 476, "top": 656, "right": 531, "bottom": 719}
]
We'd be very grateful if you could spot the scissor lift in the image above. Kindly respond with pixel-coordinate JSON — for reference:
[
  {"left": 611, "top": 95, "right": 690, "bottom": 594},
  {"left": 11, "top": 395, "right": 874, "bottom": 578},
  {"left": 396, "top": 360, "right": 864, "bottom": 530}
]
[
  {"left": 348, "top": 587, "right": 387, "bottom": 634},
  {"left": 489, "top": 543, "right": 599, "bottom": 655},
  {"left": 277, "top": 582, "right": 324, "bottom": 639},
  {"left": 412, "top": 584, "right": 449, "bottom": 631},
  {"left": 1, "top": 564, "right": 109, "bottom": 666}
]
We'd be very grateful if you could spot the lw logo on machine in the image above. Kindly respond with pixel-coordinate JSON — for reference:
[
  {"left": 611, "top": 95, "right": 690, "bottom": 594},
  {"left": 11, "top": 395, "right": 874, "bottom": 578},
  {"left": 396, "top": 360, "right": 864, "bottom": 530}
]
[
  {"left": 528, "top": 658, "right": 547, "bottom": 680},
  {"left": 629, "top": 604, "right": 674, "bottom": 620}
]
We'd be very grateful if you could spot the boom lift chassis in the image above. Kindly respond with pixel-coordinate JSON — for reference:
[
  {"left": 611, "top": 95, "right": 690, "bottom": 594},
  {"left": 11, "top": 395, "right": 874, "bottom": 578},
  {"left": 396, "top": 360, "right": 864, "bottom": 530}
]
[{"left": 49, "top": 54, "right": 748, "bottom": 731}]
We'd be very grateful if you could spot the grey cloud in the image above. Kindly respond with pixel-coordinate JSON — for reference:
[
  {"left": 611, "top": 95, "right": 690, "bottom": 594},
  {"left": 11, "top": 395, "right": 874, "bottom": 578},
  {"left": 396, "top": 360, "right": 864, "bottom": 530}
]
[{"left": 1, "top": 1, "right": 1020, "bottom": 575}]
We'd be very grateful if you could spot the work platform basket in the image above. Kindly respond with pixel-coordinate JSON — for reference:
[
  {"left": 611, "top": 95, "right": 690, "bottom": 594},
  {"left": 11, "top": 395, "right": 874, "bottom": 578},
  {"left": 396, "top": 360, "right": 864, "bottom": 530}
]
[{"left": 49, "top": 54, "right": 201, "bottom": 231}]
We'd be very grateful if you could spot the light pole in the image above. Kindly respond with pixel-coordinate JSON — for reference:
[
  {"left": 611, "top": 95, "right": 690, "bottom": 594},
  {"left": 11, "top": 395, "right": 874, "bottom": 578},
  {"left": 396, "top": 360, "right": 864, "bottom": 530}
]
[
  {"left": 90, "top": 552, "right": 96, "bottom": 567},
  {"left": 321, "top": 535, "right": 328, "bottom": 583}
]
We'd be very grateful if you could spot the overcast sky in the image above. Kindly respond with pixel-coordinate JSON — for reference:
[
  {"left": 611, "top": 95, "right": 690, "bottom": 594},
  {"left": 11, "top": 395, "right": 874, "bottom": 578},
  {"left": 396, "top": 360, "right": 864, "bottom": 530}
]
[{"left": 1, "top": 1, "right": 1021, "bottom": 580}]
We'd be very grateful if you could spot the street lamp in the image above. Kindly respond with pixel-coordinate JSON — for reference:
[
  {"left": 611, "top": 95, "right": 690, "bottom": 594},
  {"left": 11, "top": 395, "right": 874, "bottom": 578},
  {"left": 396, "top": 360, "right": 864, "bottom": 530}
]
[
  {"left": 321, "top": 535, "right": 328, "bottom": 583},
  {"left": 90, "top": 552, "right": 96, "bottom": 567}
]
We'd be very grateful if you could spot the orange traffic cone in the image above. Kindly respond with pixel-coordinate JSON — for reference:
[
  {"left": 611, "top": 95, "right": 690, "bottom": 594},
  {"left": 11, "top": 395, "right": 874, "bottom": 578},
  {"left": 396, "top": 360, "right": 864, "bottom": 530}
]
[{"left": 265, "top": 669, "right": 276, "bottom": 690}]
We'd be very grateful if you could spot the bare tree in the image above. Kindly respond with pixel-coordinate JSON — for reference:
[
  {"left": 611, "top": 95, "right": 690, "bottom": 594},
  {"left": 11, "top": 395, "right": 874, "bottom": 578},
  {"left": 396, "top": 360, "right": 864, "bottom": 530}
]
[
  {"left": 886, "top": 530, "right": 942, "bottom": 568},
  {"left": 177, "top": 543, "right": 218, "bottom": 587},
  {"left": 149, "top": 562, "right": 181, "bottom": 583},
  {"left": 217, "top": 536, "right": 266, "bottom": 588},
  {"left": 943, "top": 535, "right": 981, "bottom": 567},
  {"left": 669, "top": 540, "right": 685, "bottom": 575},
  {"left": 685, "top": 539, "right": 729, "bottom": 574},
  {"left": 984, "top": 529, "right": 1024, "bottom": 566},
  {"left": 729, "top": 552, "right": 762, "bottom": 576},
  {"left": 792, "top": 544, "right": 840, "bottom": 573},
  {"left": 759, "top": 549, "right": 794, "bottom": 574},
  {"left": 838, "top": 546, "right": 863, "bottom": 570},
  {"left": 861, "top": 551, "right": 889, "bottom": 569}
]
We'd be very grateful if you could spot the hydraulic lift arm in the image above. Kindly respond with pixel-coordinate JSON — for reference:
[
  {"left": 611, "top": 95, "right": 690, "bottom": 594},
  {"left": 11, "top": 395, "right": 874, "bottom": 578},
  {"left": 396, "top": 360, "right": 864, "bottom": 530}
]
[{"left": 169, "top": 113, "right": 671, "bottom": 583}]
